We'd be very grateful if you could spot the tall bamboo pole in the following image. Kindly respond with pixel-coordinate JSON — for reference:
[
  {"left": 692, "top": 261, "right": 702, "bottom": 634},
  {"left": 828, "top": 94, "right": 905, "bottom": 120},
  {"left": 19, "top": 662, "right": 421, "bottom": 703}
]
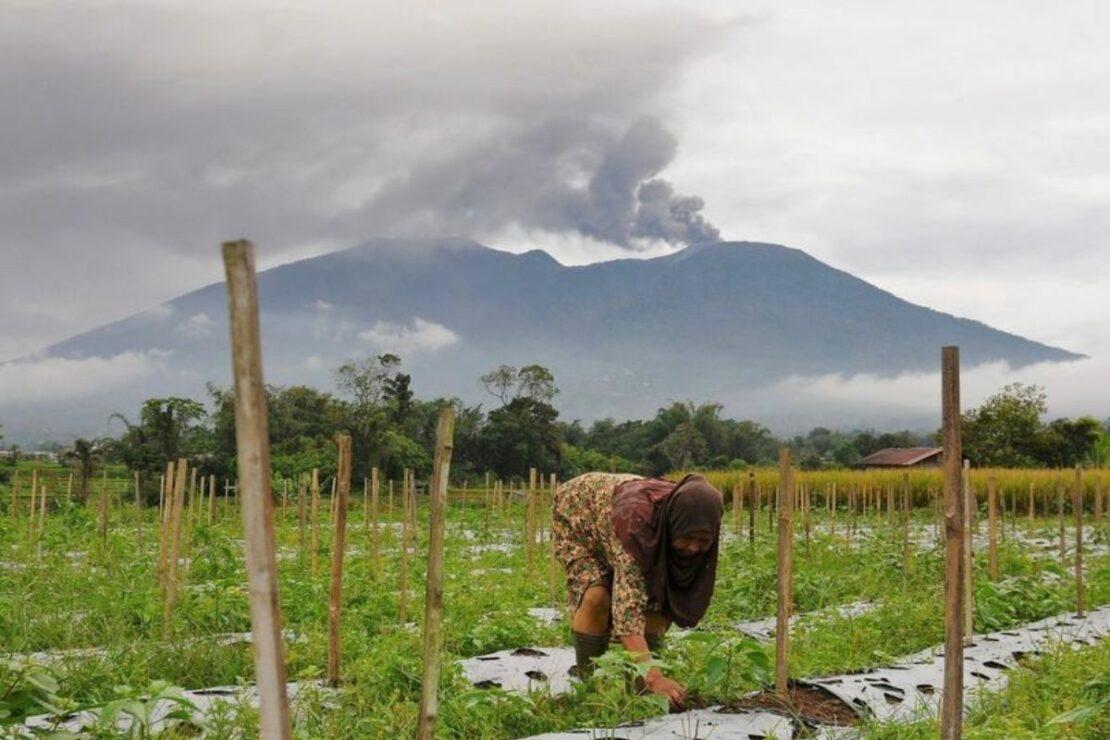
[
  {"left": 1028, "top": 482, "right": 1036, "bottom": 532},
  {"left": 940, "top": 346, "right": 965, "bottom": 740},
  {"left": 747, "top": 471, "right": 757, "bottom": 546},
  {"left": 157, "top": 461, "right": 175, "bottom": 588},
  {"left": 27, "top": 469, "right": 38, "bottom": 539},
  {"left": 208, "top": 474, "right": 216, "bottom": 525},
  {"left": 962, "top": 460, "right": 974, "bottom": 643},
  {"left": 399, "top": 469, "right": 410, "bottom": 625},
  {"left": 98, "top": 470, "right": 110, "bottom": 545},
  {"left": 775, "top": 449, "right": 794, "bottom": 698},
  {"left": 135, "top": 471, "right": 143, "bottom": 552},
  {"left": 371, "top": 467, "right": 380, "bottom": 567},
  {"left": 222, "top": 240, "right": 291, "bottom": 739},
  {"left": 311, "top": 468, "right": 321, "bottom": 576},
  {"left": 9, "top": 470, "right": 19, "bottom": 520},
  {"left": 416, "top": 408, "right": 455, "bottom": 740},
  {"left": 163, "top": 458, "right": 188, "bottom": 638},
  {"left": 988, "top": 477, "right": 999, "bottom": 581},
  {"left": 1057, "top": 483, "right": 1066, "bottom": 562},
  {"left": 1075, "top": 466, "right": 1085, "bottom": 618},
  {"left": 327, "top": 434, "right": 352, "bottom": 687},
  {"left": 901, "top": 472, "right": 911, "bottom": 576}
]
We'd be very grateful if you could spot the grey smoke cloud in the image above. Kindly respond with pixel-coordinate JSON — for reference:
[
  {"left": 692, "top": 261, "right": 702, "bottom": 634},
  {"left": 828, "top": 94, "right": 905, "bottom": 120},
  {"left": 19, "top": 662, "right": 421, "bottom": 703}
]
[
  {"left": 356, "top": 116, "right": 720, "bottom": 248},
  {"left": 0, "top": 1, "right": 734, "bottom": 360}
]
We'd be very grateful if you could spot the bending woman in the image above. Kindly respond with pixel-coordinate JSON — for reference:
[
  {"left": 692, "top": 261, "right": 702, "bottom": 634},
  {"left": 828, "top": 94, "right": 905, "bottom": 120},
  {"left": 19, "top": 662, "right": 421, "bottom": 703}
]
[{"left": 552, "top": 472, "right": 724, "bottom": 708}]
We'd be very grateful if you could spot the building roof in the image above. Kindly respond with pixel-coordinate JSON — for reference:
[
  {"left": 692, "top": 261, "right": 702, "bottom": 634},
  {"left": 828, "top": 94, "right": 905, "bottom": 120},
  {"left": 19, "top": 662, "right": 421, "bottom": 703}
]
[{"left": 857, "top": 447, "right": 943, "bottom": 467}]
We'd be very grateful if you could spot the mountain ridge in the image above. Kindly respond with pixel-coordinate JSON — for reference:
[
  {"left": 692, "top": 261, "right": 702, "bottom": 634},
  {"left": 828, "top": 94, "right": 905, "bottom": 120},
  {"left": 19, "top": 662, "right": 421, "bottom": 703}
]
[{"left": 2, "top": 237, "right": 1083, "bottom": 439}]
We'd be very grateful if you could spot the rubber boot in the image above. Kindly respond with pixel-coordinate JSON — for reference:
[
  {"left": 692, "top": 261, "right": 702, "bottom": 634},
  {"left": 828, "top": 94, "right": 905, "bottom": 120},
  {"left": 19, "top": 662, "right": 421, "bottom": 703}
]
[{"left": 572, "top": 631, "right": 609, "bottom": 678}]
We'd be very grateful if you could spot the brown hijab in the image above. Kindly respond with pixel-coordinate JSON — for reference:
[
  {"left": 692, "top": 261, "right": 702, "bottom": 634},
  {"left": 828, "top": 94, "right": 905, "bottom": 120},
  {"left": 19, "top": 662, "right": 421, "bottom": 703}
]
[{"left": 611, "top": 474, "right": 724, "bottom": 628}]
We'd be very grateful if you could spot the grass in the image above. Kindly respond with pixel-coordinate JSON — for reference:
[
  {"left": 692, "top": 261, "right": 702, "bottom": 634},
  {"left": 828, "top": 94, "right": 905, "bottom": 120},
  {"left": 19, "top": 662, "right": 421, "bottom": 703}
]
[{"left": 1, "top": 479, "right": 1109, "bottom": 737}]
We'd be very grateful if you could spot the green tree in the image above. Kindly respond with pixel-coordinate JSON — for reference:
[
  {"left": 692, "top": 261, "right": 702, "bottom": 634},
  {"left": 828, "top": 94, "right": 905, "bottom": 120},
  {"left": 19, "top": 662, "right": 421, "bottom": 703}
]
[
  {"left": 658, "top": 420, "right": 708, "bottom": 470},
  {"left": 961, "top": 383, "right": 1047, "bottom": 467},
  {"left": 62, "top": 438, "right": 105, "bottom": 505},
  {"left": 111, "top": 397, "right": 209, "bottom": 478},
  {"left": 480, "top": 364, "right": 559, "bottom": 407},
  {"left": 483, "top": 397, "right": 562, "bottom": 478}
]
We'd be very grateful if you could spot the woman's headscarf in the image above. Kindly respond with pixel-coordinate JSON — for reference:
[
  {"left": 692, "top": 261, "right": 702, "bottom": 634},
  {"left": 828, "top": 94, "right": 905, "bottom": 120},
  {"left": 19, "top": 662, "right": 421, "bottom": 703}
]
[{"left": 611, "top": 474, "right": 724, "bottom": 628}]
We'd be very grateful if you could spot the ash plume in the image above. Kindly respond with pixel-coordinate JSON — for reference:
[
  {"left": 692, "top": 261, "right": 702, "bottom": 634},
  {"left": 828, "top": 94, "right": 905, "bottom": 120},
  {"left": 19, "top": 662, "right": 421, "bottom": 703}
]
[{"left": 358, "top": 116, "right": 721, "bottom": 248}]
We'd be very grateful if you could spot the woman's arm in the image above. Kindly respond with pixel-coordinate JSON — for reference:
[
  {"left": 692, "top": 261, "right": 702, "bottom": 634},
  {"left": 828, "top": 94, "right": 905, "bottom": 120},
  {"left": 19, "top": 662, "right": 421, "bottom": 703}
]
[{"left": 618, "top": 633, "right": 686, "bottom": 707}]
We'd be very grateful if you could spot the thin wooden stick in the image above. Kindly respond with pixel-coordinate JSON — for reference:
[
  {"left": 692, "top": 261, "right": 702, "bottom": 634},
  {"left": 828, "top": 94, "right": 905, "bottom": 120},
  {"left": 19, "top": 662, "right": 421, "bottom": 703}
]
[
  {"left": 747, "top": 471, "right": 757, "bottom": 546},
  {"left": 399, "top": 469, "right": 411, "bottom": 624},
  {"left": 208, "top": 474, "right": 216, "bottom": 525},
  {"left": 416, "top": 408, "right": 455, "bottom": 740},
  {"left": 775, "top": 449, "right": 794, "bottom": 698},
  {"left": 1057, "top": 482, "right": 1066, "bottom": 562},
  {"left": 99, "top": 470, "right": 110, "bottom": 545},
  {"left": 27, "top": 469, "right": 37, "bottom": 539},
  {"left": 371, "top": 467, "right": 380, "bottom": 567},
  {"left": 940, "top": 346, "right": 965, "bottom": 740},
  {"left": 1075, "top": 466, "right": 1085, "bottom": 618},
  {"left": 311, "top": 468, "right": 320, "bottom": 576},
  {"left": 223, "top": 239, "right": 292, "bottom": 739},
  {"left": 328, "top": 434, "right": 353, "bottom": 687},
  {"left": 901, "top": 472, "right": 910, "bottom": 576},
  {"left": 1028, "top": 482, "right": 1036, "bottom": 532},
  {"left": 158, "top": 461, "right": 175, "bottom": 588},
  {"left": 962, "top": 460, "right": 974, "bottom": 643},
  {"left": 9, "top": 470, "right": 19, "bottom": 520},
  {"left": 988, "top": 476, "right": 999, "bottom": 581},
  {"left": 163, "top": 458, "right": 188, "bottom": 638},
  {"left": 36, "top": 482, "right": 47, "bottom": 558},
  {"left": 135, "top": 471, "right": 143, "bottom": 553}
]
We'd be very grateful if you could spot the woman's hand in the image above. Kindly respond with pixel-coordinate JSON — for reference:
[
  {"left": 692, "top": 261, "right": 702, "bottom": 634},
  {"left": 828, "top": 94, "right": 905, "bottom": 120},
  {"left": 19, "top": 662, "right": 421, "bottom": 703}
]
[{"left": 645, "top": 668, "right": 687, "bottom": 709}]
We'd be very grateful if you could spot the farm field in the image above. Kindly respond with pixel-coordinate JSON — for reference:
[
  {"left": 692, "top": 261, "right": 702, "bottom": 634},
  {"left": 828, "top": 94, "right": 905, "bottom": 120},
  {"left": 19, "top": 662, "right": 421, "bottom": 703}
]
[{"left": 2, "top": 466, "right": 1110, "bottom": 738}]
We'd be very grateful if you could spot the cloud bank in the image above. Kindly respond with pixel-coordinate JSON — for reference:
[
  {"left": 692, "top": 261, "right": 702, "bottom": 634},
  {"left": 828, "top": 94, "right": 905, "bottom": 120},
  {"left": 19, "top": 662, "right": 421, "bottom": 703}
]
[{"left": 0, "top": 350, "right": 171, "bottom": 405}]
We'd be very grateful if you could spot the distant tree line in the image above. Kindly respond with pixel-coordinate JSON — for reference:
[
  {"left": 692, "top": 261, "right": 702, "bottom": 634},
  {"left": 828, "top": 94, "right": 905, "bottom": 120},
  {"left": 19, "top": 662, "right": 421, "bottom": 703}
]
[{"left": 3, "top": 362, "right": 1109, "bottom": 495}]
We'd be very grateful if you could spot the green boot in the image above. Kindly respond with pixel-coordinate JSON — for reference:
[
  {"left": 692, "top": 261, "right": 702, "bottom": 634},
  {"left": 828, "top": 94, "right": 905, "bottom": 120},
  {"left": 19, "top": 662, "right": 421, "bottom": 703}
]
[{"left": 572, "top": 631, "right": 609, "bottom": 678}]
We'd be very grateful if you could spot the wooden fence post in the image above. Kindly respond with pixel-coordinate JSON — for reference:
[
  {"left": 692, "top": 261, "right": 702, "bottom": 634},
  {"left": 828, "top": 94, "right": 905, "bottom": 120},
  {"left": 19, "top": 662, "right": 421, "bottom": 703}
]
[
  {"left": 940, "top": 346, "right": 965, "bottom": 740},
  {"left": 371, "top": 467, "right": 380, "bottom": 567},
  {"left": 775, "top": 449, "right": 795, "bottom": 698},
  {"left": 9, "top": 470, "right": 19, "bottom": 520},
  {"left": 399, "top": 469, "right": 411, "bottom": 625},
  {"left": 99, "top": 470, "right": 110, "bottom": 546},
  {"left": 416, "top": 408, "right": 455, "bottom": 740},
  {"left": 327, "top": 434, "right": 352, "bottom": 687},
  {"left": 135, "top": 471, "right": 143, "bottom": 552},
  {"left": 222, "top": 239, "right": 292, "bottom": 739}
]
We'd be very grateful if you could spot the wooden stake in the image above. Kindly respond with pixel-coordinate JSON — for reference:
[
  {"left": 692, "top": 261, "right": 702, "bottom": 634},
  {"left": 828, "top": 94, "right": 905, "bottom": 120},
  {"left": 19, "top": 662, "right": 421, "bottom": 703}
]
[
  {"left": 311, "top": 468, "right": 320, "bottom": 576},
  {"left": 157, "top": 461, "right": 175, "bottom": 588},
  {"left": 98, "top": 470, "right": 110, "bottom": 545},
  {"left": 371, "top": 467, "right": 380, "bottom": 567},
  {"left": 399, "top": 470, "right": 410, "bottom": 624},
  {"left": 27, "top": 469, "right": 37, "bottom": 538},
  {"left": 747, "top": 472, "right": 757, "bottom": 546},
  {"left": 901, "top": 472, "right": 910, "bottom": 576},
  {"left": 327, "top": 434, "right": 353, "bottom": 687},
  {"left": 416, "top": 409, "right": 455, "bottom": 740},
  {"left": 775, "top": 449, "right": 794, "bottom": 698},
  {"left": 732, "top": 483, "right": 741, "bottom": 534},
  {"left": 527, "top": 468, "right": 537, "bottom": 569},
  {"left": 222, "top": 239, "right": 292, "bottom": 739},
  {"left": 987, "top": 477, "right": 999, "bottom": 581},
  {"left": 8, "top": 470, "right": 18, "bottom": 520},
  {"left": 962, "top": 460, "right": 974, "bottom": 643},
  {"left": 135, "top": 471, "right": 143, "bottom": 552},
  {"left": 1057, "top": 482, "right": 1066, "bottom": 562},
  {"left": 208, "top": 474, "right": 216, "bottom": 525},
  {"left": 163, "top": 458, "right": 188, "bottom": 638},
  {"left": 940, "top": 346, "right": 965, "bottom": 740},
  {"left": 1075, "top": 466, "right": 1085, "bottom": 618},
  {"left": 1028, "top": 482, "right": 1036, "bottom": 532}
]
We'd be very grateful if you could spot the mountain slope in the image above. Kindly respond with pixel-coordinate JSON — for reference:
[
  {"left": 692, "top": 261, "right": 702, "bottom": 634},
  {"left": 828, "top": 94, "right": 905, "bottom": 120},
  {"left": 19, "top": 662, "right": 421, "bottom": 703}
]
[{"left": 7, "top": 237, "right": 1083, "bottom": 436}]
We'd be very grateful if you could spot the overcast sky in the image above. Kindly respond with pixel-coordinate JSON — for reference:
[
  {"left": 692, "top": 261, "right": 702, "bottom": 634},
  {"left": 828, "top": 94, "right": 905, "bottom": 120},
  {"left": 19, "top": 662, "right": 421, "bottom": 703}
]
[{"left": 3, "top": 0, "right": 1108, "bottom": 419}]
